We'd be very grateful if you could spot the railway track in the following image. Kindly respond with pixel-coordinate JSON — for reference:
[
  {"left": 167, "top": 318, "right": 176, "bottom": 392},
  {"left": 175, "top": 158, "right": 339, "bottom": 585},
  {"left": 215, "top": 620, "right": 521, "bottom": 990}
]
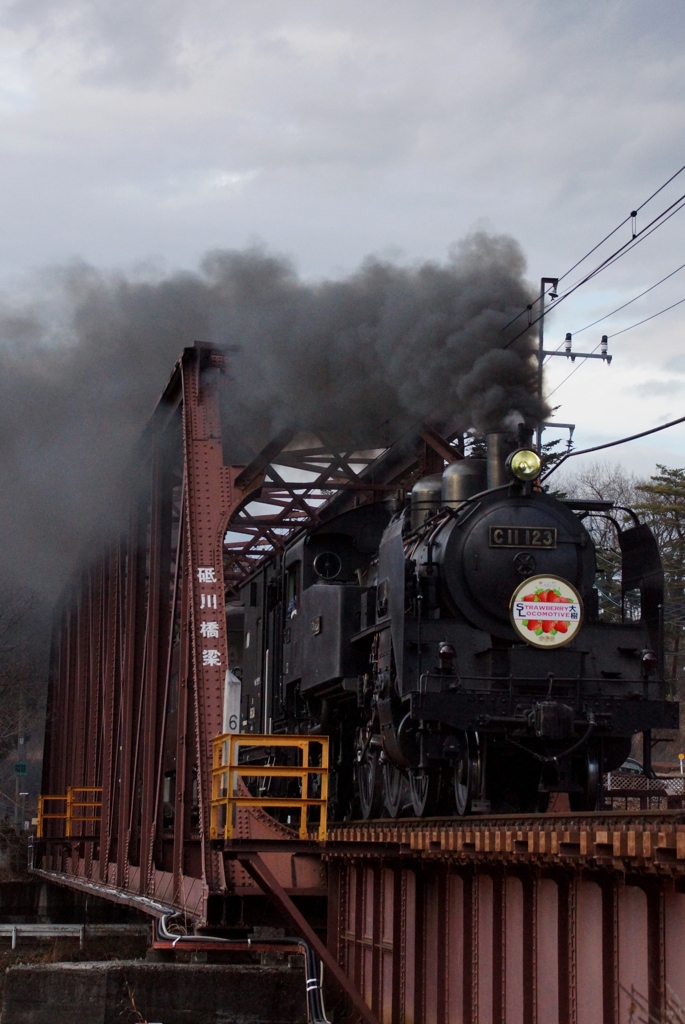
[
  {"left": 333, "top": 808, "right": 685, "bottom": 832},
  {"left": 321, "top": 809, "right": 685, "bottom": 873}
]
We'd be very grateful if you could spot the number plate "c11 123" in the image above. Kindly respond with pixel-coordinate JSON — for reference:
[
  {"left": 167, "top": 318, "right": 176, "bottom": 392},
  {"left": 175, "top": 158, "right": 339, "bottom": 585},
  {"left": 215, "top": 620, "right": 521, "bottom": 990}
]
[{"left": 489, "top": 526, "right": 557, "bottom": 549}]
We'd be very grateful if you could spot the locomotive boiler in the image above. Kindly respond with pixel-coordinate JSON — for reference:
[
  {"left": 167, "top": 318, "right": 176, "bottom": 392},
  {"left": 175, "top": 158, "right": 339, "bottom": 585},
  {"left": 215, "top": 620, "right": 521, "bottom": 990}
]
[{"left": 235, "top": 429, "right": 677, "bottom": 818}]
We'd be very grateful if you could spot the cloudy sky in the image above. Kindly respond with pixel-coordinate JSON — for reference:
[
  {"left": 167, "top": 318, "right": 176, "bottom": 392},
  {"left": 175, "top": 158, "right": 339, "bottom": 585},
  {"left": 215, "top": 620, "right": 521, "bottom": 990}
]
[{"left": 0, "top": 0, "right": 684, "bottom": 475}]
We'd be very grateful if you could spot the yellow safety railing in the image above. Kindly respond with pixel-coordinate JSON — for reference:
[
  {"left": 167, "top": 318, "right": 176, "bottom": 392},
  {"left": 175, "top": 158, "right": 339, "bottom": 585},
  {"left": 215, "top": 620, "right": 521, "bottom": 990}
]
[
  {"left": 36, "top": 795, "right": 66, "bottom": 838},
  {"left": 36, "top": 787, "right": 102, "bottom": 838},
  {"left": 210, "top": 734, "right": 328, "bottom": 841}
]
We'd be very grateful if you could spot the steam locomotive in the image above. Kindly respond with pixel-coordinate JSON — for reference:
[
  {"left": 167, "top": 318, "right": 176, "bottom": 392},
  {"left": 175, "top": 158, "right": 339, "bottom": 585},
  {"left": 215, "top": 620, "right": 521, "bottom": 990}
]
[{"left": 233, "top": 429, "right": 677, "bottom": 817}]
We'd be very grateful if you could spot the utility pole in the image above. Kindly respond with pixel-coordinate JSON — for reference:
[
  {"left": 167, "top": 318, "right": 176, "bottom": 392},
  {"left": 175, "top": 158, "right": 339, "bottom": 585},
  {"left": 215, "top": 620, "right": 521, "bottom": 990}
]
[
  {"left": 536, "top": 277, "right": 558, "bottom": 453},
  {"left": 14, "top": 732, "right": 25, "bottom": 830},
  {"left": 535, "top": 276, "right": 612, "bottom": 454}
]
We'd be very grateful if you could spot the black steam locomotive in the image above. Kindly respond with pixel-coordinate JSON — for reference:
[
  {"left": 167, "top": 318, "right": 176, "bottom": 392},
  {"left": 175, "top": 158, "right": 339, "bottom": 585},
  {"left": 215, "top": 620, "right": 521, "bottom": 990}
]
[{"left": 234, "top": 430, "right": 677, "bottom": 817}]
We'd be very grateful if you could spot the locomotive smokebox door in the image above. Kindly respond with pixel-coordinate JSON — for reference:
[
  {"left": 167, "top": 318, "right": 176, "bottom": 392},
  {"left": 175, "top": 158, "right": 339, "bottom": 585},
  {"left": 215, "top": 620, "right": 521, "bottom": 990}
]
[{"left": 438, "top": 490, "right": 596, "bottom": 639}]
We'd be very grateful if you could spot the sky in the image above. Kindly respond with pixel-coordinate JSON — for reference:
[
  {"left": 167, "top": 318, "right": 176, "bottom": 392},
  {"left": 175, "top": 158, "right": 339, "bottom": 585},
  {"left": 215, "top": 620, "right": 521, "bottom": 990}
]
[{"left": 0, "top": 0, "right": 684, "bottom": 477}]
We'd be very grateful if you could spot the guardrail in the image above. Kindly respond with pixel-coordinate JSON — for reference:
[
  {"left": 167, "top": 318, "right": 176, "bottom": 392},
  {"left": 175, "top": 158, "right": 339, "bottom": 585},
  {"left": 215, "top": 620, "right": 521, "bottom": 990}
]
[
  {"left": 603, "top": 772, "right": 685, "bottom": 810},
  {"left": 36, "top": 787, "right": 102, "bottom": 837},
  {"left": 210, "top": 733, "right": 328, "bottom": 841},
  {"left": 0, "top": 923, "right": 149, "bottom": 949}
]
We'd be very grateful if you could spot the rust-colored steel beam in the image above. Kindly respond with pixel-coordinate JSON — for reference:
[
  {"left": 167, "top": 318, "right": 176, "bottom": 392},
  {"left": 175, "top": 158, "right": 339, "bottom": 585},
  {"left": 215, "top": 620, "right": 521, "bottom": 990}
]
[
  {"left": 418, "top": 424, "right": 463, "bottom": 465},
  {"left": 324, "top": 852, "right": 685, "bottom": 1024},
  {"left": 41, "top": 342, "right": 685, "bottom": 1022},
  {"left": 235, "top": 851, "right": 380, "bottom": 1024},
  {"left": 38, "top": 341, "right": 448, "bottom": 921},
  {"left": 601, "top": 877, "right": 619, "bottom": 1024}
]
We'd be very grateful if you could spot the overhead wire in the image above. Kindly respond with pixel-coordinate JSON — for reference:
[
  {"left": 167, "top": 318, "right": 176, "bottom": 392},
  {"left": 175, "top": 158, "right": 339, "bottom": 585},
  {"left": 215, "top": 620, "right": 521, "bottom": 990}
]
[
  {"left": 498, "top": 164, "right": 685, "bottom": 408},
  {"left": 556, "top": 160, "right": 685, "bottom": 287},
  {"left": 541, "top": 413, "right": 685, "bottom": 482},
  {"left": 570, "top": 259, "right": 685, "bottom": 336},
  {"left": 547, "top": 282, "right": 685, "bottom": 398},
  {"left": 502, "top": 189, "right": 685, "bottom": 353},
  {"left": 499, "top": 162, "right": 685, "bottom": 338},
  {"left": 544, "top": 262, "right": 685, "bottom": 389},
  {"left": 555, "top": 215, "right": 631, "bottom": 287},
  {"left": 556, "top": 191, "right": 685, "bottom": 299},
  {"left": 501, "top": 213, "right": 633, "bottom": 335},
  {"left": 607, "top": 294, "right": 685, "bottom": 339},
  {"left": 634, "top": 160, "right": 685, "bottom": 213},
  {"left": 546, "top": 342, "right": 601, "bottom": 399}
]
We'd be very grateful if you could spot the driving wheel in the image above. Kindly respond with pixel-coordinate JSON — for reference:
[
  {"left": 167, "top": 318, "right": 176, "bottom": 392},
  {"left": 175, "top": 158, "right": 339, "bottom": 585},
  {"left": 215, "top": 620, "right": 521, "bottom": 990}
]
[
  {"left": 356, "top": 749, "right": 383, "bottom": 820},
  {"left": 408, "top": 767, "right": 441, "bottom": 817},
  {"left": 569, "top": 747, "right": 600, "bottom": 811},
  {"left": 383, "top": 761, "right": 406, "bottom": 817},
  {"left": 453, "top": 731, "right": 479, "bottom": 815}
]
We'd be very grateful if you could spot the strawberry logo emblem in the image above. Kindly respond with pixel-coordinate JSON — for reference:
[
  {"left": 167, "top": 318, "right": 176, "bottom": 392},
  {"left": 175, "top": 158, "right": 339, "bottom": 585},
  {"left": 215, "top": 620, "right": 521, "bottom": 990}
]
[{"left": 510, "top": 576, "right": 583, "bottom": 648}]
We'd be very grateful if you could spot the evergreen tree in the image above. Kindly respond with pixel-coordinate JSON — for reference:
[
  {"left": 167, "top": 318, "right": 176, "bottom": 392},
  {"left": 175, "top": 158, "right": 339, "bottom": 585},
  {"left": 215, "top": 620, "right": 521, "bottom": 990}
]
[
  {"left": 556, "top": 461, "right": 685, "bottom": 761},
  {"left": 634, "top": 466, "right": 685, "bottom": 696}
]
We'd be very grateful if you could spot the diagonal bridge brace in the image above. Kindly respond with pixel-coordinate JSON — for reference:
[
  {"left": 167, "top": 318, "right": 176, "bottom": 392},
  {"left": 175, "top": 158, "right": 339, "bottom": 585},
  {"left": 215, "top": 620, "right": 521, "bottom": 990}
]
[{"left": 232, "top": 851, "right": 380, "bottom": 1024}]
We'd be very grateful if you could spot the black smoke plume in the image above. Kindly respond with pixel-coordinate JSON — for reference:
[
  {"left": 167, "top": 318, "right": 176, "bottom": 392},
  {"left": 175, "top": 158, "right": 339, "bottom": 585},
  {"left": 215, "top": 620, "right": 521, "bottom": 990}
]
[{"left": 0, "top": 232, "right": 544, "bottom": 594}]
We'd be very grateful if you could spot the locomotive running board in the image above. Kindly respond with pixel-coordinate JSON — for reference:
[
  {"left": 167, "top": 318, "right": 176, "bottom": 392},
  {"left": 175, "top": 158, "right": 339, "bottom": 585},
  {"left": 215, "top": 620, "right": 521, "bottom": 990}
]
[{"left": 230, "top": 850, "right": 380, "bottom": 1024}]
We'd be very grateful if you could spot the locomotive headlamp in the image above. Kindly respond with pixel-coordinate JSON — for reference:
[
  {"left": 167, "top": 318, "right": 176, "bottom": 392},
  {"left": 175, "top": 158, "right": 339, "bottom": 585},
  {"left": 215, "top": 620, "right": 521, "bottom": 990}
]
[{"left": 507, "top": 448, "right": 542, "bottom": 482}]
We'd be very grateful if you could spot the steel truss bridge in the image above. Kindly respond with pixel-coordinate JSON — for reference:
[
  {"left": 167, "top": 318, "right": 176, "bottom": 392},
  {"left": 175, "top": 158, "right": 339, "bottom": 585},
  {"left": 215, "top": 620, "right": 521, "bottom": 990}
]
[{"left": 35, "top": 343, "right": 685, "bottom": 1023}]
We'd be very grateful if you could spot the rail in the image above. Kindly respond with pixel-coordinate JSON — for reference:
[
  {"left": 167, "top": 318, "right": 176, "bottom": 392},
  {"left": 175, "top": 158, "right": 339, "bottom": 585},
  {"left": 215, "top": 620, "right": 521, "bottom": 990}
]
[
  {"left": 36, "top": 787, "right": 102, "bottom": 838},
  {"left": 210, "top": 733, "right": 328, "bottom": 841}
]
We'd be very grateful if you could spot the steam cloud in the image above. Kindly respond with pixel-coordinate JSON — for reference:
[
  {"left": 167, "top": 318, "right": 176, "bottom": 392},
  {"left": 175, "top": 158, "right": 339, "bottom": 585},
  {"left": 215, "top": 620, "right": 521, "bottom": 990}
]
[{"left": 0, "top": 231, "right": 544, "bottom": 594}]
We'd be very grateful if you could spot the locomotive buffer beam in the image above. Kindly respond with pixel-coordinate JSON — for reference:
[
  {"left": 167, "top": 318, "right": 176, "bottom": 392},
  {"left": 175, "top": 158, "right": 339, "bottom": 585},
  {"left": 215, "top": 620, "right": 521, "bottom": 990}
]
[{"left": 410, "top": 690, "right": 679, "bottom": 735}]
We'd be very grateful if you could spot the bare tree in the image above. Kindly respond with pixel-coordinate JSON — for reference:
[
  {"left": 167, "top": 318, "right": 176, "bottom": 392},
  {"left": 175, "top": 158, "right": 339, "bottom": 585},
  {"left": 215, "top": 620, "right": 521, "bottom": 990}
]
[
  {"left": 0, "top": 584, "right": 49, "bottom": 759},
  {"left": 555, "top": 461, "right": 640, "bottom": 621}
]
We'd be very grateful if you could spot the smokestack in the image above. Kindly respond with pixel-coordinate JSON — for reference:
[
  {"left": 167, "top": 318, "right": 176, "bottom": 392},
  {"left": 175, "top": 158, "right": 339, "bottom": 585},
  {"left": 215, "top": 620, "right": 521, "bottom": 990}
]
[
  {"left": 517, "top": 422, "right": 534, "bottom": 450},
  {"left": 486, "top": 432, "right": 519, "bottom": 489}
]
